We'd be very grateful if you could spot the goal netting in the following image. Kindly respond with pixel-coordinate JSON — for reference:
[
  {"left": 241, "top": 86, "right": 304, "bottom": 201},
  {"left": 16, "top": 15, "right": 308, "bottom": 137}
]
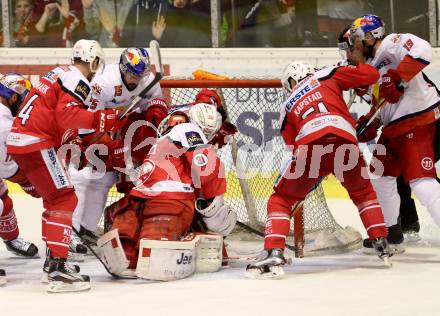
[{"left": 105, "top": 77, "right": 362, "bottom": 257}]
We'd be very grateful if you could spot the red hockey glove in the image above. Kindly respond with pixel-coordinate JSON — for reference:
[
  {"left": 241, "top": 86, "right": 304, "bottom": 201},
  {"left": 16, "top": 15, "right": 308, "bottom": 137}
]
[
  {"left": 210, "top": 121, "right": 238, "bottom": 148},
  {"left": 195, "top": 89, "right": 222, "bottom": 109},
  {"left": 144, "top": 98, "right": 168, "bottom": 127},
  {"left": 379, "top": 69, "right": 404, "bottom": 104},
  {"left": 356, "top": 115, "right": 380, "bottom": 143},
  {"left": 354, "top": 85, "right": 369, "bottom": 97},
  {"left": 103, "top": 139, "right": 127, "bottom": 170},
  {"left": 93, "top": 109, "right": 123, "bottom": 133}
]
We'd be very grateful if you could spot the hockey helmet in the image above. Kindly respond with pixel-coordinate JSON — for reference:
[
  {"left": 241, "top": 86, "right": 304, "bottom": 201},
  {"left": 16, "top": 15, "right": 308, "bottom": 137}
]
[
  {"left": 0, "top": 73, "right": 32, "bottom": 115},
  {"left": 72, "top": 39, "right": 105, "bottom": 74},
  {"left": 119, "top": 47, "right": 151, "bottom": 78},
  {"left": 188, "top": 103, "right": 222, "bottom": 141},
  {"left": 349, "top": 14, "right": 385, "bottom": 45},
  {"left": 157, "top": 111, "right": 190, "bottom": 138},
  {"left": 281, "top": 61, "right": 314, "bottom": 95},
  {"left": 337, "top": 26, "right": 351, "bottom": 60}
]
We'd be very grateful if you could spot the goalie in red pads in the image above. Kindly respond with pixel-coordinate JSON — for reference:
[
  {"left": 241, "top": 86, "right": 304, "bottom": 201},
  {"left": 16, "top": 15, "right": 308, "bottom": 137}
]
[
  {"left": 99, "top": 103, "right": 236, "bottom": 280},
  {"left": 246, "top": 59, "right": 391, "bottom": 278}
]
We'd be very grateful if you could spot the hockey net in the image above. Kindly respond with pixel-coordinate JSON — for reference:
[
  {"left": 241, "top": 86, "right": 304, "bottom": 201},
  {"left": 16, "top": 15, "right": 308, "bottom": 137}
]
[{"left": 105, "top": 77, "right": 362, "bottom": 257}]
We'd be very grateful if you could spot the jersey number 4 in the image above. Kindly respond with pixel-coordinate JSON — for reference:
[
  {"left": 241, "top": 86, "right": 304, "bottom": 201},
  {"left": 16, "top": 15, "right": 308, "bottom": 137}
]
[{"left": 18, "top": 95, "right": 38, "bottom": 125}]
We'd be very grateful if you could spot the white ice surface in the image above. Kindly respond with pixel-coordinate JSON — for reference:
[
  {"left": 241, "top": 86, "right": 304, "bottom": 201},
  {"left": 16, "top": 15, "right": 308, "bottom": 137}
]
[{"left": 1, "top": 196, "right": 440, "bottom": 316}]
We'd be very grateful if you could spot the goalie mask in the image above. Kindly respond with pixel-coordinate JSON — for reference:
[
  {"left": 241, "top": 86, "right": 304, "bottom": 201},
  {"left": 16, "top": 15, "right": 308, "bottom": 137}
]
[
  {"left": 157, "top": 111, "right": 190, "bottom": 138},
  {"left": 281, "top": 61, "right": 314, "bottom": 95},
  {"left": 0, "top": 73, "right": 32, "bottom": 116},
  {"left": 188, "top": 103, "right": 222, "bottom": 141}
]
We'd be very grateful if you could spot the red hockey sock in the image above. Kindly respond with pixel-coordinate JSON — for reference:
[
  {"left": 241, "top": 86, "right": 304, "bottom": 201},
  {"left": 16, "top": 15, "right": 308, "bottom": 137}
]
[
  {"left": 45, "top": 210, "right": 72, "bottom": 258},
  {"left": 357, "top": 200, "right": 387, "bottom": 239},
  {"left": 0, "top": 193, "right": 18, "bottom": 241},
  {"left": 264, "top": 194, "right": 294, "bottom": 250}
]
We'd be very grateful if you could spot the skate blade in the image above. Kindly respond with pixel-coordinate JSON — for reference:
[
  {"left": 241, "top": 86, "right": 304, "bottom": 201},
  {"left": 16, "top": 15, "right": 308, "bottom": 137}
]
[
  {"left": 382, "top": 256, "right": 392, "bottom": 268},
  {"left": 67, "top": 252, "right": 85, "bottom": 262},
  {"left": 245, "top": 266, "right": 285, "bottom": 280},
  {"left": 47, "top": 281, "right": 91, "bottom": 293},
  {"left": 362, "top": 245, "right": 405, "bottom": 256}
]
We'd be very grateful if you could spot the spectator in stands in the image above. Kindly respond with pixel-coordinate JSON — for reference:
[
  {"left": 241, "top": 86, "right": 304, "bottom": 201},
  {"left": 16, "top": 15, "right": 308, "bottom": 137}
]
[
  {"left": 82, "top": 0, "right": 135, "bottom": 47},
  {"left": 121, "top": 0, "right": 211, "bottom": 48},
  {"left": 28, "top": 0, "right": 85, "bottom": 47},
  {"left": 12, "top": 0, "right": 35, "bottom": 47}
]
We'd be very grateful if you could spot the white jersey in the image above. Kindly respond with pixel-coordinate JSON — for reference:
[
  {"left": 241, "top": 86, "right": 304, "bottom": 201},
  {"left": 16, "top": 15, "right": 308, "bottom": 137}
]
[
  {"left": 89, "top": 63, "right": 163, "bottom": 112},
  {"left": 370, "top": 33, "right": 440, "bottom": 131},
  {"left": 0, "top": 104, "right": 18, "bottom": 179}
]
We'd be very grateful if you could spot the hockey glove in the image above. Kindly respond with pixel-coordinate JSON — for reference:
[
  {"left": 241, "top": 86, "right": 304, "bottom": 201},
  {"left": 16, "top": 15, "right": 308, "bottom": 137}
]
[
  {"left": 380, "top": 69, "right": 404, "bottom": 104},
  {"left": 196, "top": 196, "right": 237, "bottom": 236},
  {"left": 144, "top": 98, "right": 168, "bottom": 127},
  {"left": 210, "top": 121, "right": 238, "bottom": 148},
  {"left": 103, "top": 139, "right": 128, "bottom": 170},
  {"left": 356, "top": 115, "right": 380, "bottom": 143},
  {"left": 354, "top": 85, "right": 369, "bottom": 97},
  {"left": 93, "top": 109, "right": 124, "bottom": 133}
]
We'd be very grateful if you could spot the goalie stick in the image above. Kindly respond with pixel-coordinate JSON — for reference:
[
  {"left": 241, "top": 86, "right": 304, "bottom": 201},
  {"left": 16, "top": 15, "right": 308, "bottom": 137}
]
[{"left": 119, "top": 40, "right": 164, "bottom": 119}]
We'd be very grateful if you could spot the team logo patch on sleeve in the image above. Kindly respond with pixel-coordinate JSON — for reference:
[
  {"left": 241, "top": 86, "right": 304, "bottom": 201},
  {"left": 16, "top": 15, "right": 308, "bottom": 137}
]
[
  {"left": 74, "top": 80, "right": 91, "bottom": 101},
  {"left": 185, "top": 131, "right": 204, "bottom": 147},
  {"left": 193, "top": 153, "right": 208, "bottom": 167}
]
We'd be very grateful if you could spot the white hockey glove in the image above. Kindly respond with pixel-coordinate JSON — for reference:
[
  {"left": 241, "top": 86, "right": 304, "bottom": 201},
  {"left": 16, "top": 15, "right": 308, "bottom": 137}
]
[{"left": 196, "top": 195, "right": 236, "bottom": 236}]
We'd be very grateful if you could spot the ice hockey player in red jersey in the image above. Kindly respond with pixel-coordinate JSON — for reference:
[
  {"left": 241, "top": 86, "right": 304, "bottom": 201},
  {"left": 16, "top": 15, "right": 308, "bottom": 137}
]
[
  {"left": 348, "top": 15, "right": 440, "bottom": 247},
  {"left": 0, "top": 73, "right": 39, "bottom": 286},
  {"left": 100, "top": 103, "right": 235, "bottom": 280},
  {"left": 6, "top": 39, "right": 123, "bottom": 293},
  {"left": 246, "top": 58, "right": 391, "bottom": 278}
]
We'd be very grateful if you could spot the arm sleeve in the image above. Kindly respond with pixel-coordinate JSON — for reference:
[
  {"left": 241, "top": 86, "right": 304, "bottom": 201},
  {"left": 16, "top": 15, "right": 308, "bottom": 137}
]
[
  {"left": 333, "top": 64, "right": 380, "bottom": 91},
  {"left": 395, "top": 34, "right": 432, "bottom": 82},
  {"left": 56, "top": 93, "right": 96, "bottom": 130},
  {"left": 0, "top": 126, "right": 18, "bottom": 179}
]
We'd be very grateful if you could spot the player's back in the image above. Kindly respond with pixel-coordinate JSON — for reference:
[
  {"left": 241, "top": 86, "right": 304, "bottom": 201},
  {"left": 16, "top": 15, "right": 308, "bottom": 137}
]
[
  {"left": 7, "top": 65, "right": 92, "bottom": 153},
  {"left": 280, "top": 64, "right": 379, "bottom": 146}
]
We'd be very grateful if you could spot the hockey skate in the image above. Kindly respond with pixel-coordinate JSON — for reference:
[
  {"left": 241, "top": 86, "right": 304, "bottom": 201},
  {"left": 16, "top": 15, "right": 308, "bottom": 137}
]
[
  {"left": 372, "top": 237, "right": 393, "bottom": 267},
  {"left": 363, "top": 224, "right": 405, "bottom": 255},
  {"left": 4, "top": 237, "right": 39, "bottom": 257},
  {"left": 68, "top": 231, "right": 87, "bottom": 262},
  {"left": 0, "top": 268, "right": 5, "bottom": 286},
  {"left": 46, "top": 258, "right": 90, "bottom": 293},
  {"left": 402, "top": 221, "right": 421, "bottom": 243},
  {"left": 245, "top": 248, "right": 290, "bottom": 279},
  {"left": 42, "top": 252, "right": 80, "bottom": 284}
]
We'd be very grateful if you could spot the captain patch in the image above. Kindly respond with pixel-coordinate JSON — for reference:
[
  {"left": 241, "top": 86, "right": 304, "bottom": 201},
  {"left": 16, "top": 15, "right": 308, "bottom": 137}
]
[
  {"left": 74, "top": 80, "right": 91, "bottom": 101},
  {"left": 185, "top": 131, "right": 204, "bottom": 147}
]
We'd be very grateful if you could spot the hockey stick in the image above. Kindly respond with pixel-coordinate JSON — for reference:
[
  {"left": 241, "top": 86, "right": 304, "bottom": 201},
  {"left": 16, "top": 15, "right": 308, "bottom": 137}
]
[
  {"left": 71, "top": 227, "right": 134, "bottom": 279},
  {"left": 119, "top": 40, "right": 164, "bottom": 119}
]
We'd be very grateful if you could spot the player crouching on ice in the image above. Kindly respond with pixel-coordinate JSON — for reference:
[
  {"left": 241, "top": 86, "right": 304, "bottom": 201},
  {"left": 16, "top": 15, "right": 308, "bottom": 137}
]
[
  {"left": 0, "top": 73, "right": 39, "bottom": 286},
  {"left": 246, "top": 58, "right": 392, "bottom": 279},
  {"left": 97, "top": 103, "right": 237, "bottom": 280}
]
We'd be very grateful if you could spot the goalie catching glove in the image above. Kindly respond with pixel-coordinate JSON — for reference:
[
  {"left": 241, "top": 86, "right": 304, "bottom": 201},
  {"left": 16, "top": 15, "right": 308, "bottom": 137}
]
[{"left": 196, "top": 195, "right": 236, "bottom": 236}]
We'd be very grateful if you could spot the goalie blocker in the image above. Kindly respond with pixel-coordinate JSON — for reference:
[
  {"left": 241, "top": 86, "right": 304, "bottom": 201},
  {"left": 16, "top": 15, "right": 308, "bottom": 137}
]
[{"left": 97, "top": 229, "right": 223, "bottom": 280}]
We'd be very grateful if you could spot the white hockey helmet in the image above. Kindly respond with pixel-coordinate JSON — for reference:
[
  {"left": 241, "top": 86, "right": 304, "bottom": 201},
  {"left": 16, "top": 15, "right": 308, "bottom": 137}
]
[
  {"left": 188, "top": 103, "right": 222, "bottom": 141},
  {"left": 71, "top": 39, "right": 105, "bottom": 74},
  {"left": 281, "top": 61, "right": 314, "bottom": 95}
]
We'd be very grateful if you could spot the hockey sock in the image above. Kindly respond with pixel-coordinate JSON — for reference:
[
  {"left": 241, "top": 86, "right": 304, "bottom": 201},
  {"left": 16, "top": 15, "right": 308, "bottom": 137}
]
[
  {"left": 410, "top": 177, "right": 440, "bottom": 227},
  {"left": 45, "top": 210, "right": 73, "bottom": 258},
  {"left": 357, "top": 200, "right": 387, "bottom": 239},
  {"left": 0, "top": 193, "right": 18, "bottom": 241}
]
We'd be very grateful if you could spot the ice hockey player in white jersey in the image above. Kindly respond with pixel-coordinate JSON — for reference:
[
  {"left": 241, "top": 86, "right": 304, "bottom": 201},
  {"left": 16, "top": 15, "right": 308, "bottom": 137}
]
[
  {"left": 0, "top": 73, "right": 39, "bottom": 285},
  {"left": 69, "top": 47, "right": 166, "bottom": 253},
  {"left": 349, "top": 15, "right": 440, "bottom": 244}
]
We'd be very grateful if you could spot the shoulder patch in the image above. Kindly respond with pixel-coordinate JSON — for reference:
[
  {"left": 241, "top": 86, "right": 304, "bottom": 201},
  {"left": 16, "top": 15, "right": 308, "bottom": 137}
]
[
  {"left": 43, "top": 70, "right": 59, "bottom": 83},
  {"left": 185, "top": 131, "right": 204, "bottom": 147},
  {"left": 403, "top": 38, "right": 414, "bottom": 51},
  {"left": 391, "top": 34, "right": 401, "bottom": 43},
  {"left": 92, "top": 83, "right": 102, "bottom": 95},
  {"left": 74, "top": 80, "right": 91, "bottom": 101}
]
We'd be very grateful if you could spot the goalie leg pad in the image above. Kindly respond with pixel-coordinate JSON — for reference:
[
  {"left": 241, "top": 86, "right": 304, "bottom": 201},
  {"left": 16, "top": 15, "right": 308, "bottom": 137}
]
[
  {"left": 136, "top": 238, "right": 197, "bottom": 281},
  {"left": 97, "top": 229, "right": 130, "bottom": 275},
  {"left": 184, "top": 233, "right": 223, "bottom": 273}
]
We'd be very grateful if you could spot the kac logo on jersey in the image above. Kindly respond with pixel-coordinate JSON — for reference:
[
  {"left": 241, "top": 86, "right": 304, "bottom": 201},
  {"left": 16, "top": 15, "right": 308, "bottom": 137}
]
[
  {"left": 74, "top": 80, "right": 91, "bottom": 102},
  {"left": 285, "top": 79, "right": 320, "bottom": 112}
]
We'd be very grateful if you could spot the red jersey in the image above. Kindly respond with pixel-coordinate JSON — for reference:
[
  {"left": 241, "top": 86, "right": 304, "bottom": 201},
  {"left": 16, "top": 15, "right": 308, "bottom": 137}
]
[
  {"left": 280, "top": 64, "right": 380, "bottom": 146},
  {"left": 130, "top": 122, "right": 226, "bottom": 200},
  {"left": 7, "top": 65, "right": 96, "bottom": 154}
]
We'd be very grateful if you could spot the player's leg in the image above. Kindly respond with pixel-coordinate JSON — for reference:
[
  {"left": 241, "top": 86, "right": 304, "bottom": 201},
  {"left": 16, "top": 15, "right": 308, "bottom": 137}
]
[
  {"left": 397, "top": 123, "right": 440, "bottom": 227},
  {"left": 0, "top": 180, "right": 38, "bottom": 257},
  {"left": 11, "top": 149, "right": 90, "bottom": 293},
  {"left": 337, "top": 142, "right": 390, "bottom": 259},
  {"left": 397, "top": 175, "right": 420, "bottom": 235},
  {"left": 247, "top": 142, "right": 325, "bottom": 278}
]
